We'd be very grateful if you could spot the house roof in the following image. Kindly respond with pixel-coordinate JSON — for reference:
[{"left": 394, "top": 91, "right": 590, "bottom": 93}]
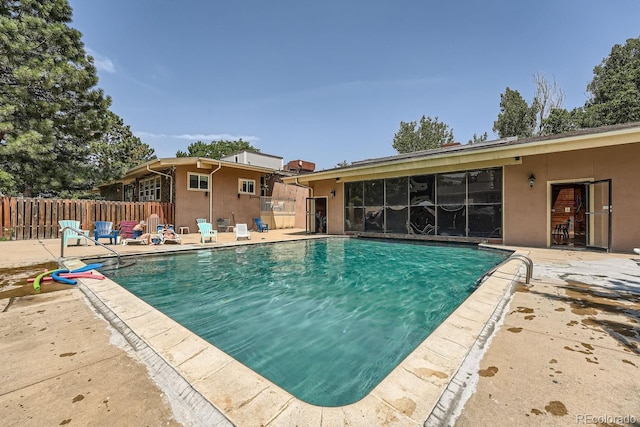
[
  {"left": 283, "top": 122, "right": 640, "bottom": 184},
  {"left": 118, "top": 157, "right": 276, "bottom": 184}
]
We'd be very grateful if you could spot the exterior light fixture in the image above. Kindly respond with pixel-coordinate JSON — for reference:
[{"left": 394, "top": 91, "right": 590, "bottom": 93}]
[
  {"left": 330, "top": 190, "right": 336, "bottom": 198},
  {"left": 528, "top": 174, "right": 536, "bottom": 188}
]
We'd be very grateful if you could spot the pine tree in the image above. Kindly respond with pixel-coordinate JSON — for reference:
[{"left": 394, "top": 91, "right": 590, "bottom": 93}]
[{"left": 0, "top": 0, "right": 111, "bottom": 196}]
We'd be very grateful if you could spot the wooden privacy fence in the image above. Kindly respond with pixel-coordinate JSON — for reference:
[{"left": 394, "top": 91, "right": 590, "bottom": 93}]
[{"left": 0, "top": 196, "right": 174, "bottom": 241}]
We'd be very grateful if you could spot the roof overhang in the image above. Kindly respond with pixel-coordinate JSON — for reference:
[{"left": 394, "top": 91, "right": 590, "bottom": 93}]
[
  {"left": 283, "top": 124, "right": 640, "bottom": 184},
  {"left": 120, "top": 157, "right": 275, "bottom": 184}
]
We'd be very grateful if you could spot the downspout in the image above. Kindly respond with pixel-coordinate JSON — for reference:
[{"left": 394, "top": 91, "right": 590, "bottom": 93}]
[
  {"left": 294, "top": 177, "right": 313, "bottom": 197},
  {"left": 209, "top": 162, "right": 223, "bottom": 223},
  {"left": 295, "top": 177, "right": 313, "bottom": 233},
  {"left": 146, "top": 165, "right": 173, "bottom": 203}
]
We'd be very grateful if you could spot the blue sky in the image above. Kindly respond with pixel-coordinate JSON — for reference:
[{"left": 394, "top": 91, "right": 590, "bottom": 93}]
[{"left": 68, "top": 0, "right": 640, "bottom": 171}]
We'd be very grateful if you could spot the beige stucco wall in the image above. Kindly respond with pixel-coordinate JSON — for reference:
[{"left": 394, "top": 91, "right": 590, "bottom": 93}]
[
  {"left": 173, "top": 165, "right": 263, "bottom": 231},
  {"left": 306, "top": 179, "right": 342, "bottom": 234},
  {"left": 504, "top": 142, "right": 640, "bottom": 252}
]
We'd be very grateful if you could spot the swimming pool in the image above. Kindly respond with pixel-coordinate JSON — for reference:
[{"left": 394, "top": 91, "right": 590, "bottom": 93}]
[{"left": 104, "top": 238, "right": 508, "bottom": 407}]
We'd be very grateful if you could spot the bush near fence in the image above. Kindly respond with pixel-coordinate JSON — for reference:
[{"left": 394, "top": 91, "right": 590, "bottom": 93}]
[{"left": 0, "top": 196, "right": 174, "bottom": 241}]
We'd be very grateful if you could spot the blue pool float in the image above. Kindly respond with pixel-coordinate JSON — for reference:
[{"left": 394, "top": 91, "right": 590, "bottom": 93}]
[
  {"left": 52, "top": 269, "right": 76, "bottom": 285},
  {"left": 71, "top": 263, "right": 103, "bottom": 273},
  {"left": 51, "top": 264, "right": 104, "bottom": 285}
]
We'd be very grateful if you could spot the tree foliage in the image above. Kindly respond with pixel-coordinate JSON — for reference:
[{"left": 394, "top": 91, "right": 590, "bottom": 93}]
[
  {"left": 584, "top": 36, "right": 640, "bottom": 126},
  {"left": 0, "top": 0, "right": 123, "bottom": 196},
  {"left": 468, "top": 132, "right": 488, "bottom": 144},
  {"left": 539, "top": 108, "right": 576, "bottom": 136},
  {"left": 176, "top": 138, "right": 259, "bottom": 158},
  {"left": 492, "top": 87, "right": 537, "bottom": 139},
  {"left": 392, "top": 115, "right": 454, "bottom": 154},
  {"left": 89, "top": 111, "right": 156, "bottom": 184}
]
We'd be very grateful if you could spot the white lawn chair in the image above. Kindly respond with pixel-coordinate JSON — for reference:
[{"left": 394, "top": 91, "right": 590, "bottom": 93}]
[{"left": 235, "top": 223, "right": 251, "bottom": 241}]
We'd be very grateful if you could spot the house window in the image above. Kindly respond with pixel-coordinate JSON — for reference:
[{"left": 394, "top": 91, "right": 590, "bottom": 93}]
[
  {"left": 139, "top": 177, "right": 161, "bottom": 201},
  {"left": 188, "top": 173, "right": 209, "bottom": 191},
  {"left": 239, "top": 178, "right": 255, "bottom": 195}
]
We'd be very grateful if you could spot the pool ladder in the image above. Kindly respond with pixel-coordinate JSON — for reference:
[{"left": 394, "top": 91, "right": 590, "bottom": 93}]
[
  {"left": 484, "top": 253, "right": 533, "bottom": 285},
  {"left": 60, "top": 225, "right": 121, "bottom": 265}
]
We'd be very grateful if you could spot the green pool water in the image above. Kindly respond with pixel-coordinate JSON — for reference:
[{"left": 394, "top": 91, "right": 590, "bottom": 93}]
[{"left": 104, "top": 238, "right": 508, "bottom": 406}]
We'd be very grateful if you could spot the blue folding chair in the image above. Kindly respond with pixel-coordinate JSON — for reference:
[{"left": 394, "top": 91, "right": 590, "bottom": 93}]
[{"left": 254, "top": 218, "right": 269, "bottom": 232}]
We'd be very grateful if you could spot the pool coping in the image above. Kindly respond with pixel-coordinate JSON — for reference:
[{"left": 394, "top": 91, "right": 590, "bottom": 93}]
[{"left": 66, "top": 243, "right": 527, "bottom": 426}]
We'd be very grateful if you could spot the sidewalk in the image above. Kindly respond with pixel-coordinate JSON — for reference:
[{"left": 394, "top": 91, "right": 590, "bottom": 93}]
[{"left": 1, "top": 235, "right": 639, "bottom": 426}]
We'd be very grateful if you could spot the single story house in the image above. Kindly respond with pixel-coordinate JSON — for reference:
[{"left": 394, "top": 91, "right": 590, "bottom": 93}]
[
  {"left": 99, "top": 152, "right": 309, "bottom": 232},
  {"left": 283, "top": 122, "right": 640, "bottom": 253}
]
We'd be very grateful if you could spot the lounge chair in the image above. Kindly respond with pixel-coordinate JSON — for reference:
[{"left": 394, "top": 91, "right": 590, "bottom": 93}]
[
  {"left": 121, "top": 220, "right": 148, "bottom": 245},
  {"left": 59, "top": 220, "right": 89, "bottom": 247},
  {"left": 254, "top": 218, "right": 269, "bottom": 232},
  {"left": 94, "top": 221, "right": 118, "bottom": 245},
  {"left": 235, "top": 223, "right": 251, "bottom": 240},
  {"left": 122, "top": 237, "right": 147, "bottom": 245},
  {"left": 198, "top": 222, "right": 217, "bottom": 244},
  {"left": 158, "top": 224, "right": 181, "bottom": 244}
]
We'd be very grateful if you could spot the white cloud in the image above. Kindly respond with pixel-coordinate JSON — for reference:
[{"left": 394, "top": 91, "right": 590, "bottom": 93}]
[
  {"left": 86, "top": 48, "right": 115, "bottom": 73},
  {"left": 135, "top": 131, "right": 259, "bottom": 142}
]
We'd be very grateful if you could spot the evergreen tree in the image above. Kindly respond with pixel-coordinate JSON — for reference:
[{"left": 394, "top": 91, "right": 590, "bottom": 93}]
[
  {"left": 0, "top": 0, "right": 111, "bottom": 196},
  {"left": 584, "top": 36, "right": 640, "bottom": 126},
  {"left": 176, "top": 138, "right": 259, "bottom": 158},
  {"left": 89, "top": 111, "right": 156, "bottom": 184},
  {"left": 392, "top": 115, "right": 454, "bottom": 154},
  {"left": 468, "top": 132, "right": 488, "bottom": 144},
  {"left": 492, "top": 87, "right": 537, "bottom": 139}
]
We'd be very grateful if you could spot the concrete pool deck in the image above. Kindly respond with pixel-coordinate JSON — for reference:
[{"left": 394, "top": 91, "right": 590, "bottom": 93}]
[{"left": 1, "top": 231, "right": 639, "bottom": 426}]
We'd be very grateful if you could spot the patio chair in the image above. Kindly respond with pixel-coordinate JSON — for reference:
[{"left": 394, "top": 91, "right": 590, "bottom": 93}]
[
  {"left": 94, "top": 221, "right": 118, "bottom": 245},
  {"left": 552, "top": 219, "right": 570, "bottom": 245},
  {"left": 254, "top": 218, "right": 269, "bottom": 232},
  {"left": 59, "top": 220, "right": 89, "bottom": 247},
  {"left": 160, "top": 224, "right": 181, "bottom": 244},
  {"left": 235, "top": 223, "right": 251, "bottom": 241},
  {"left": 118, "top": 220, "right": 138, "bottom": 239},
  {"left": 217, "top": 218, "right": 233, "bottom": 232},
  {"left": 197, "top": 222, "right": 217, "bottom": 244},
  {"left": 147, "top": 213, "right": 160, "bottom": 233}
]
